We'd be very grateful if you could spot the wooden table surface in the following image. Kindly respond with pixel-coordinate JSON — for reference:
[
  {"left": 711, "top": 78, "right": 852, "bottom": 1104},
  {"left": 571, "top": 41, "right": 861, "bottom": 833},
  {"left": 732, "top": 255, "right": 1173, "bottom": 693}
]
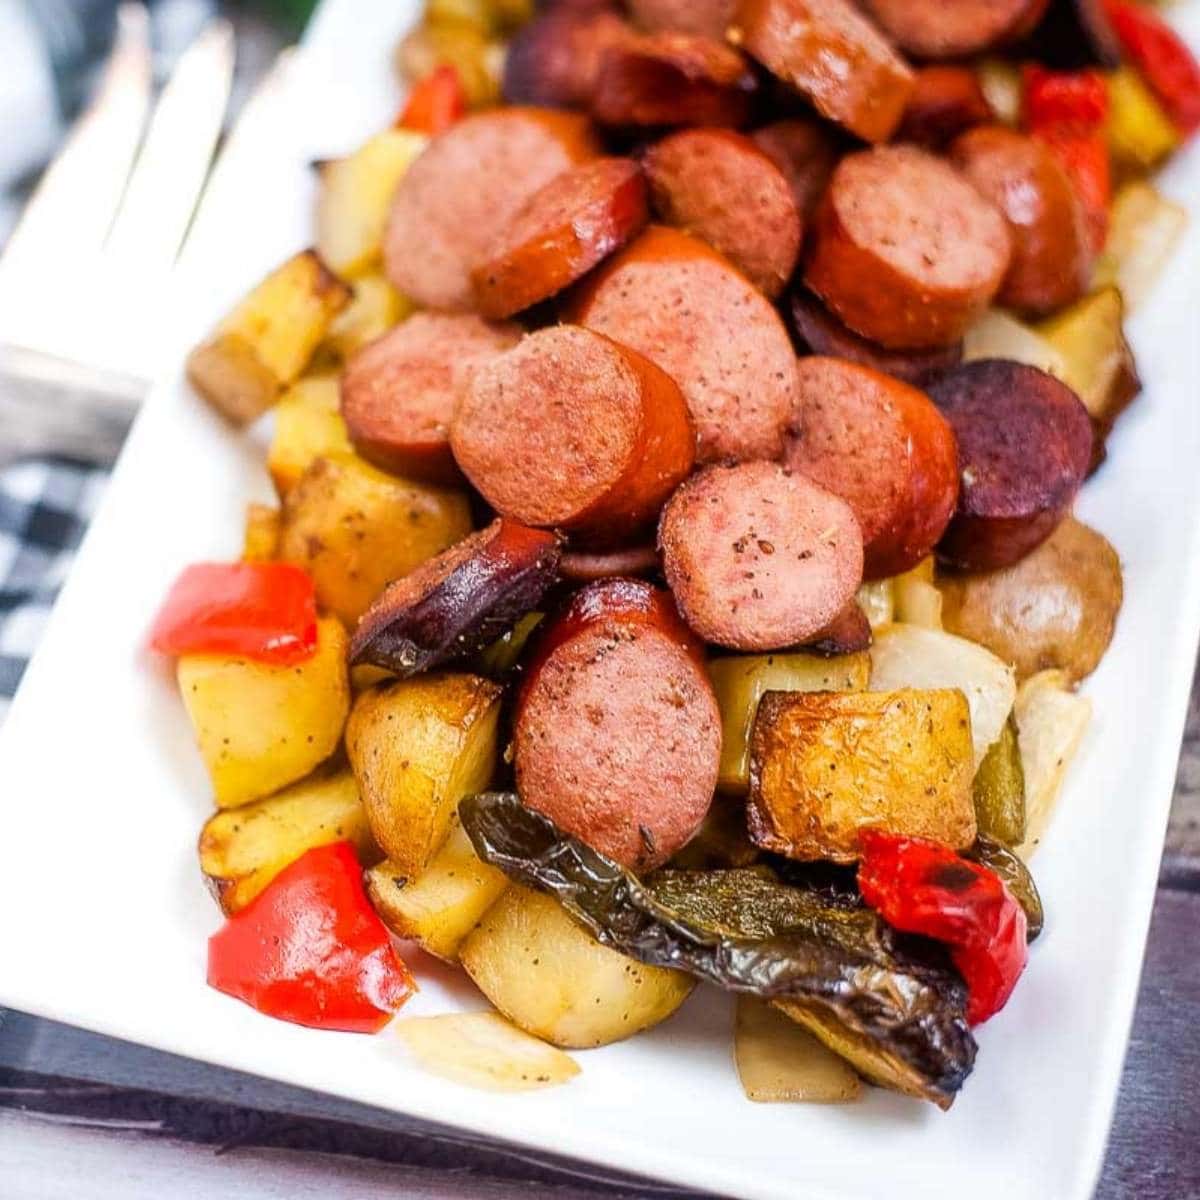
[{"left": 2, "top": 660, "right": 1198, "bottom": 1199}]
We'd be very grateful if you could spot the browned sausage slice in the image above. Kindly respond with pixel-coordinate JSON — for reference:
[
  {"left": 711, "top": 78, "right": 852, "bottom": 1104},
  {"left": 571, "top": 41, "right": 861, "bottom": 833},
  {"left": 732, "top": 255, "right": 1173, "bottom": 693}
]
[
  {"left": 804, "top": 145, "right": 1012, "bottom": 351},
  {"left": 560, "top": 543, "right": 660, "bottom": 582},
  {"left": 897, "top": 66, "right": 995, "bottom": 149},
  {"left": 659, "top": 461, "right": 864, "bottom": 650},
  {"left": 750, "top": 118, "right": 840, "bottom": 219},
  {"left": 789, "top": 291, "right": 963, "bottom": 385},
  {"left": 860, "top": 0, "right": 1050, "bottom": 60},
  {"left": 590, "top": 31, "right": 757, "bottom": 129},
  {"left": 384, "top": 108, "right": 599, "bottom": 312},
  {"left": 472, "top": 157, "right": 648, "bottom": 319},
  {"left": 503, "top": 8, "right": 634, "bottom": 109},
  {"left": 627, "top": 0, "right": 735, "bottom": 37},
  {"left": 927, "top": 360, "right": 1093, "bottom": 570},
  {"left": 732, "top": 0, "right": 915, "bottom": 144},
  {"left": 804, "top": 601, "right": 873, "bottom": 656},
  {"left": 784, "top": 357, "right": 960, "bottom": 580},
  {"left": 515, "top": 578, "right": 721, "bottom": 871},
  {"left": 350, "top": 519, "right": 562, "bottom": 676},
  {"left": 642, "top": 128, "right": 801, "bottom": 298},
  {"left": 950, "top": 125, "right": 1090, "bottom": 317},
  {"left": 341, "top": 313, "right": 522, "bottom": 483},
  {"left": 566, "top": 225, "right": 799, "bottom": 463},
  {"left": 451, "top": 325, "right": 695, "bottom": 546}
]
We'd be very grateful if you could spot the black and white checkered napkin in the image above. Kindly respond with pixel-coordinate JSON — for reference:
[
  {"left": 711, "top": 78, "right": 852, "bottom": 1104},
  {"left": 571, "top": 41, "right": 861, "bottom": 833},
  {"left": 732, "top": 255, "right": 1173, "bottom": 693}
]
[{"left": 0, "top": 458, "right": 107, "bottom": 721}]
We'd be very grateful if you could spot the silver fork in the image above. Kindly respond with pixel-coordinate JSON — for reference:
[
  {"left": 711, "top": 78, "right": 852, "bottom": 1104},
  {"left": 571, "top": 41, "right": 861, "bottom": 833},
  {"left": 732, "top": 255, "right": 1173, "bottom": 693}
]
[{"left": 0, "top": 3, "right": 234, "bottom": 467}]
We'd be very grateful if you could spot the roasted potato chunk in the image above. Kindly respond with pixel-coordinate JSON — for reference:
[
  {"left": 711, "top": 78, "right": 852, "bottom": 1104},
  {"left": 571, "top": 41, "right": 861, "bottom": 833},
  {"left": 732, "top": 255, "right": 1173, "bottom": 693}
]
[
  {"left": 279, "top": 453, "right": 472, "bottom": 626},
  {"left": 892, "top": 557, "right": 943, "bottom": 630},
  {"left": 187, "top": 250, "right": 350, "bottom": 425},
  {"left": 178, "top": 616, "right": 350, "bottom": 809},
  {"left": 709, "top": 652, "right": 871, "bottom": 794},
  {"left": 748, "top": 689, "right": 976, "bottom": 863},
  {"left": 241, "top": 502, "right": 281, "bottom": 562},
  {"left": 869, "top": 624, "right": 1016, "bottom": 768},
  {"left": 1037, "top": 288, "right": 1141, "bottom": 458},
  {"left": 267, "top": 375, "right": 353, "bottom": 497},
  {"left": 1107, "top": 66, "right": 1178, "bottom": 175},
  {"left": 199, "top": 769, "right": 377, "bottom": 914},
  {"left": 856, "top": 580, "right": 894, "bottom": 630},
  {"left": 940, "top": 517, "right": 1123, "bottom": 682},
  {"left": 316, "top": 131, "right": 428, "bottom": 278},
  {"left": 395, "top": 23, "right": 501, "bottom": 109},
  {"left": 365, "top": 812, "right": 508, "bottom": 960},
  {"left": 323, "top": 274, "right": 411, "bottom": 361},
  {"left": 460, "top": 886, "right": 695, "bottom": 1049},
  {"left": 346, "top": 672, "right": 502, "bottom": 877},
  {"left": 736, "top": 997, "right": 862, "bottom": 1104}
]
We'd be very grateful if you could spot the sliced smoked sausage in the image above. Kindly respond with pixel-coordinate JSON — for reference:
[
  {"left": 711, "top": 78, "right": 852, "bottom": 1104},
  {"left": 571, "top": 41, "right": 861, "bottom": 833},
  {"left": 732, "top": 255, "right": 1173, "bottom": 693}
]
[
  {"left": 927, "top": 359, "right": 1094, "bottom": 570},
  {"left": 566, "top": 225, "right": 799, "bottom": 463},
  {"left": 859, "top": 0, "right": 1050, "bottom": 60},
  {"left": 350, "top": 519, "right": 562, "bottom": 676},
  {"left": 590, "top": 31, "right": 757, "bottom": 129},
  {"left": 750, "top": 118, "right": 840, "bottom": 220},
  {"left": 472, "top": 157, "right": 648, "bottom": 319},
  {"left": 626, "top": 0, "right": 735, "bottom": 38},
  {"left": 503, "top": 7, "right": 634, "bottom": 109},
  {"left": 642, "top": 128, "right": 802, "bottom": 298},
  {"left": 897, "top": 66, "right": 995, "bottom": 149},
  {"left": 732, "top": 0, "right": 914, "bottom": 144},
  {"left": 560, "top": 543, "right": 660, "bottom": 582},
  {"left": 950, "top": 125, "right": 1091, "bottom": 316},
  {"left": 341, "top": 313, "right": 521, "bottom": 483},
  {"left": 804, "top": 145, "right": 1012, "bottom": 351},
  {"left": 384, "top": 108, "right": 599, "bottom": 312},
  {"left": 659, "top": 461, "right": 864, "bottom": 650},
  {"left": 451, "top": 325, "right": 694, "bottom": 546},
  {"left": 783, "top": 357, "right": 959, "bottom": 580},
  {"left": 788, "top": 290, "right": 963, "bottom": 385},
  {"left": 515, "top": 578, "right": 721, "bottom": 871}
]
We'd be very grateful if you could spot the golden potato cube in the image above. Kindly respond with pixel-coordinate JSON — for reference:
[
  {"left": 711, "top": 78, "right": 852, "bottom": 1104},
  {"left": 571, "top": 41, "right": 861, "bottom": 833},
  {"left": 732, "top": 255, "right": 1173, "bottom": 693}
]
[
  {"left": 346, "top": 672, "right": 502, "bottom": 877},
  {"left": 1107, "top": 66, "right": 1178, "bottom": 175},
  {"left": 365, "top": 813, "right": 508, "bottom": 960},
  {"left": 460, "top": 887, "right": 695, "bottom": 1049},
  {"left": 708, "top": 652, "right": 870, "bottom": 794},
  {"left": 324, "top": 274, "right": 412, "bottom": 361},
  {"left": 316, "top": 130, "right": 428, "bottom": 278},
  {"left": 1037, "top": 287, "right": 1140, "bottom": 433},
  {"left": 278, "top": 452, "right": 472, "bottom": 626},
  {"left": 241, "top": 502, "right": 281, "bottom": 562},
  {"left": 199, "top": 769, "right": 378, "bottom": 914},
  {"left": 735, "top": 997, "right": 862, "bottom": 1104},
  {"left": 187, "top": 250, "right": 350, "bottom": 425},
  {"left": 395, "top": 24, "right": 500, "bottom": 108},
  {"left": 267, "top": 375, "right": 353, "bottom": 497},
  {"left": 748, "top": 688, "right": 976, "bottom": 863},
  {"left": 177, "top": 616, "right": 350, "bottom": 809},
  {"left": 1093, "top": 180, "right": 1187, "bottom": 312}
]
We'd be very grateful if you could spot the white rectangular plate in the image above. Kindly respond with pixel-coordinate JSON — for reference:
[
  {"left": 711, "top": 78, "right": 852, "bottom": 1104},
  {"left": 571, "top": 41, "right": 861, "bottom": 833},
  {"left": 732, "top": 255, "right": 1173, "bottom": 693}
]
[{"left": 3, "top": 4, "right": 1200, "bottom": 1198}]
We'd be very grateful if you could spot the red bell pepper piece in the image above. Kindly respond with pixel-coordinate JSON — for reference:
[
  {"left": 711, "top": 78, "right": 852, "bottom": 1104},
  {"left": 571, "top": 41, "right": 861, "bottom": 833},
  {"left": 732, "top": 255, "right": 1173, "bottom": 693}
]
[
  {"left": 1107, "top": 0, "right": 1200, "bottom": 135},
  {"left": 207, "top": 842, "right": 416, "bottom": 1033},
  {"left": 397, "top": 66, "right": 468, "bottom": 136},
  {"left": 857, "top": 831, "right": 1028, "bottom": 1026},
  {"left": 1022, "top": 65, "right": 1112, "bottom": 256},
  {"left": 150, "top": 562, "right": 318, "bottom": 665}
]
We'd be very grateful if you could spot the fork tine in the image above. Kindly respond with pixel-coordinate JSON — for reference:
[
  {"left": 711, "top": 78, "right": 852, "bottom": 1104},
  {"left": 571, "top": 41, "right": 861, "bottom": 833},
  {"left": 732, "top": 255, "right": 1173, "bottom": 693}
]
[
  {"left": 104, "top": 18, "right": 235, "bottom": 279},
  {"left": 0, "top": 4, "right": 151, "bottom": 295}
]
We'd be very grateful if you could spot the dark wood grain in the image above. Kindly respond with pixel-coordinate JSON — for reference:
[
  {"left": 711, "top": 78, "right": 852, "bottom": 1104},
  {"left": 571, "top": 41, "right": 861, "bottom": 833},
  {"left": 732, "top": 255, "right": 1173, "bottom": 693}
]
[
  {"left": 1162, "top": 660, "right": 1200, "bottom": 884},
  {"left": 1096, "top": 888, "right": 1200, "bottom": 1200}
]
